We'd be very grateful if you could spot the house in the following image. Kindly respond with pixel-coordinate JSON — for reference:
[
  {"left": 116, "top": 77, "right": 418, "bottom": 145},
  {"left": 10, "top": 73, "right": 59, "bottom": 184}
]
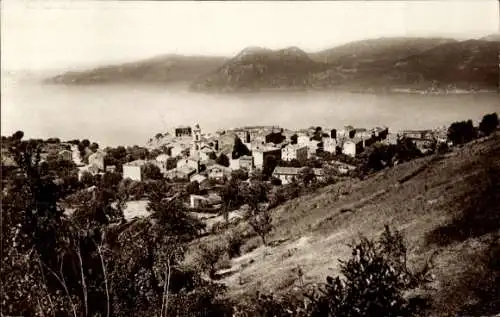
[
  {"left": 382, "top": 133, "right": 399, "bottom": 145},
  {"left": 176, "top": 157, "right": 200, "bottom": 171},
  {"left": 272, "top": 166, "right": 301, "bottom": 185},
  {"left": 123, "top": 159, "right": 147, "bottom": 181},
  {"left": 155, "top": 154, "right": 170, "bottom": 163},
  {"left": 169, "top": 144, "right": 186, "bottom": 158},
  {"left": 229, "top": 155, "right": 254, "bottom": 171},
  {"left": 154, "top": 154, "right": 171, "bottom": 173},
  {"left": 70, "top": 145, "right": 84, "bottom": 166},
  {"left": 252, "top": 146, "right": 282, "bottom": 170},
  {"left": 308, "top": 140, "right": 321, "bottom": 156},
  {"left": 412, "top": 138, "right": 436, "bottom": 154},
  {"left": 338, "top": 125, "right": 355, "bottom": 138},
  {"left": 373, "top": 127, "right": 389, "bottom": 139},
  {"left": 199, "top": 146, "right": 216, "bottom": 162},
  {"left": 78, "top": 164, "right": 100, "bottom": 180},
  {"left": 235, "top": 129, "right": 251, "bottom": 143},
  {"left": 281, "top": 144, "right": 308, "bottom": 162},
  {"left": 354, "top": 128, "right": 372, "bottom": 139},
  {"left": 206, "top": 164, "right": 232, "bottom": 181},
  {"left": 323, "top": 137, "right": 338, "bottom": 153},
  {"left": 342, "top": 138, "right": 364, "bottom": 157},
  {"left": 297, "top": 134, "right": 310, "bottom": 146},
  {"left": 190, "top": 173, "right": 208, "bottom": 183},
  {"left": 330, "top": 160, "right": 357, "bottom": 175},
  {"left": 272, "top": 166, "right": 325, "bottom": 184},
  {"left": 399, "top": 130, "right": 433, "bottom": 140},
  {"left": 312, "top": 168, "right": 325, "bottom": 182},
  {"left": 58, "top": 149, "right": 73, "bottom": 161},
  {"left": 189, "top": 193, "right": 222, "bottom": 209},
  {"left": 165, "top": 166, "right": 197, "bottom": 181},
  {"left": 88, "top": 151, "right": 105, "bottom": 171},
  {"left": 175, "top": 126, "right": 192, "bottom": 137}
]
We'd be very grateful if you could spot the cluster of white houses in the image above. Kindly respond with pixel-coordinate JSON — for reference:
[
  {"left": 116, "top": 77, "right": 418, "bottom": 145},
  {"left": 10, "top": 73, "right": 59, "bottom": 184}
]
[
  {"left": 73, "top": 123, "right": 449, "bottom": 186},
  {"left": 74, "top": 123, "right": 390, "bottom": 182}
]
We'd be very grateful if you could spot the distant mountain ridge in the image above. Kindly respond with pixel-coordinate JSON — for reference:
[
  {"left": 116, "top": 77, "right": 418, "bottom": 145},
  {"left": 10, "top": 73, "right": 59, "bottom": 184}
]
[
  {"left": 49, "top": 54, "right": 228, "bottom": 85},
  {"left": 48, "top": 36, "right": 500, "bottom": 93}
]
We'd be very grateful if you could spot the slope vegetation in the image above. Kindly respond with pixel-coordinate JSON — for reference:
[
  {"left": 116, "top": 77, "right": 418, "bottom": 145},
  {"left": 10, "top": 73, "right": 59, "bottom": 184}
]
[{"left": 198, "top": 133, "right": 500, "bottom": 315}]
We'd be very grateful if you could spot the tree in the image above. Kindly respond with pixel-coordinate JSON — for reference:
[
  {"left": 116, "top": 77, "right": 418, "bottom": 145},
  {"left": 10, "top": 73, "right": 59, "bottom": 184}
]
[
  {"left": 166, "top": 157, "right": 179, "bottom": 170},
  {"left": 216, "top": 153, "right": 230, "bottom": 167},
  {"left": 299, "top": 167, "right": 316, "bottom": 186},
  {"left": 142, "top": 163, "right": 163, "bottom": 180},
  {"left": 89, "top": 142, "right": 99, "bottom": 152},
  {"left": 479, "top": 113, "right": 499, "bottom": 136},
  {"left": 232, "top": 136, "right": 251, "bottom": 159},
  {"left": 290, "top": 134, "right": 298, "bottom": 145},
  {"left": 46, "top": 137, "right": 61, "bottom": 143},
  {"left": 81, "top": 171, "right": 95, "bottom": 187},
  {"left": 12, "top": 130, "right": 24, "bottom": 141},
  {"left": 186, "top": 181, "right": 200, "bottom": 195},
  {"left": 231, "top": 169, "right": 249, "bottom": 181},
  {"left": 221, "top": 179, "right": 241, "bottom": 223},
  {"left": 448, "top": 120, "right": 476, "bottom": 145},
  {"left": 81, "top": 139, "right": 91, "bottom": 148},
  {"left": 248, "top": 210, "right": 273, "bottom": 246},
  {"left": 193, "top": 243, "right": 226, "bottom": 279},
  {"left": 263, "top": 155, "right": 278, "bottom": 178}
]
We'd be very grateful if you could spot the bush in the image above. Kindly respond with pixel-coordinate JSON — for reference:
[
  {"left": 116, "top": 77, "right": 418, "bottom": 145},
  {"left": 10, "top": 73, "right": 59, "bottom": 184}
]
[
  {"left": 479, "top": 112, "right": 499, "bottom": 136},
  {"left": 240, "top": 236, "right": 262, "bottom": 254},
  {"left": 193, "top": 242, "right": 227, "bottom": 279},
  {"left": 225, "top": 229, "right": 245, "bottom": 258},
  {"left": 305, "top": 226, "right": 432, "bottom": 317},
  {"left": 448, "top": 120, "right": 476, "bottom": 145},
  {"left": 236, "top": 226, "right": 433, "bottom": 317},
  {"left": 248, "top": 210, "right": 273, "bottom": 246}
]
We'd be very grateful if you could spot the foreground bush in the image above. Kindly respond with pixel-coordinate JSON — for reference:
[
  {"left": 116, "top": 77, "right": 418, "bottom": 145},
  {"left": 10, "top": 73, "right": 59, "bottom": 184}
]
[{"left": 235, "top": 226, "right": 433, "bottom": 317}]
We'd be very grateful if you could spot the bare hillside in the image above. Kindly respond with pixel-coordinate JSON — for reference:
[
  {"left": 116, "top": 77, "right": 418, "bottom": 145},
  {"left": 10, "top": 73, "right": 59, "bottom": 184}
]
[{"left": 194, "top": 132, "right": 500, "bottom": 315}]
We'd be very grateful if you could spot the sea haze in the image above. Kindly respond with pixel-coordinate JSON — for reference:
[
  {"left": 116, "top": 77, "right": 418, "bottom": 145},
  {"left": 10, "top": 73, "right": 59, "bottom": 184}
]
[{"left": 2, "top": 72, "right": 499, "bottom": 147}]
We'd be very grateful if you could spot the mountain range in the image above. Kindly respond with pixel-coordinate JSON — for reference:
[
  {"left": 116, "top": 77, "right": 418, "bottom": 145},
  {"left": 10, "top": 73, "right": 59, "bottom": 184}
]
[{"left": 49, "top": 35, "right": 500, "bottom": 93}]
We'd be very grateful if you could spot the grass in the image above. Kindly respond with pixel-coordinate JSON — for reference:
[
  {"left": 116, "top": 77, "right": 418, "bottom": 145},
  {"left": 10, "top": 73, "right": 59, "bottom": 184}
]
[{"left": 183, "top": 132, "right": 500, "bottom": 315}]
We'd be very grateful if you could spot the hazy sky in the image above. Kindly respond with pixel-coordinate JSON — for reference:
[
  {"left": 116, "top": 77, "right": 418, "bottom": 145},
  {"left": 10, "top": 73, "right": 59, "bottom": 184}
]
[{"left": 2, "top": 0, "right": 499, "bottom": 71}]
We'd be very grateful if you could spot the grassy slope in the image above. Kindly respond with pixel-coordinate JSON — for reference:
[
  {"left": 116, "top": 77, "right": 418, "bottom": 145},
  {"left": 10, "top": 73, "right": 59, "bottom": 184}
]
[{"left": 193, "top": 132, "right": 500, "bottom": 315}]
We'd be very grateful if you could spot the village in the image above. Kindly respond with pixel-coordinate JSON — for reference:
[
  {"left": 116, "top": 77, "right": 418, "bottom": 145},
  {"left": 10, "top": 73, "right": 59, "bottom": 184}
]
[{"left": 10, "top": 122, "right": 450, "bottom": 222}]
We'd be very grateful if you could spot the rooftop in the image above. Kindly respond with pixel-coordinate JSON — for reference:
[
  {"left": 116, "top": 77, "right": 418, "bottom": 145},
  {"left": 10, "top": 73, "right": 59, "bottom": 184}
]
[{"left": 124, "top": 159, "right": 147, "bottom": 167}]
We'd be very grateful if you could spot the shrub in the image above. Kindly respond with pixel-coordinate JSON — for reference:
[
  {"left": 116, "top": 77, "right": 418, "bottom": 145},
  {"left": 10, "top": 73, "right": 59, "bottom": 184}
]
[
  {"left": 248, "top": 210, "right": 273, "bottom": 246},
  {"left": 479, "top": 112, "right": 499, "bottom": 136},
  {"left": 305, "top": 225, "right": 432, "bottom": 317},
  {"left": 193, "top": 242, "right": 227, "bottom": 279},
  {"left": 236, "top": 226, "right": 432, "bottom": 317},
  {"left": 240, "top": 236, "right": 262, "bottom": 254},
  {"left": 448, "top": 120, "right": 476, "bottom": 145},
  {"left": 225, "top": 229, "right": 245, "bottom": 258}
]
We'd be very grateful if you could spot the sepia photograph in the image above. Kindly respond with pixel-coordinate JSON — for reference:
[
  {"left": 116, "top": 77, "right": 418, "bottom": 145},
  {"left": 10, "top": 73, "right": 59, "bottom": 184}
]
[{"left": 1, "top": 0, "right": 499, "bottom": 316}]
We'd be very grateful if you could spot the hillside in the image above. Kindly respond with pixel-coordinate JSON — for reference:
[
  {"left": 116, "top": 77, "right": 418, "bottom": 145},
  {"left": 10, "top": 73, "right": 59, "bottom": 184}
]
[
  {"left": 189, "top": 46, "right": 329, "bottom": 92},
  {"left": 48, "top": 36, "right": 499, "bottom": 92},
  {"left": 48, "top": 54, "right": 227, "bottom": 85},
  {"left": 311, "top": 37, "right": 457, "bottom": 66},
  {"left": 189, "top": 132, "right": 500, "bottom": 315}
]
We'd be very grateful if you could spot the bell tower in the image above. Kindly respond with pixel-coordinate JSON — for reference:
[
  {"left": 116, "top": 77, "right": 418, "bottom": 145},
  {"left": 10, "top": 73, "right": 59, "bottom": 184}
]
[{"left": 192, "top": 124, "right": 202, "bottom": 157}]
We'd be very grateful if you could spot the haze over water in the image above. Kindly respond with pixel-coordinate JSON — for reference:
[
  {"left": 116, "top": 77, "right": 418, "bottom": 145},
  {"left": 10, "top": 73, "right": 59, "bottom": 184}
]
[{"left": 2, "top": 74, "right": 499, "bottom": 147}]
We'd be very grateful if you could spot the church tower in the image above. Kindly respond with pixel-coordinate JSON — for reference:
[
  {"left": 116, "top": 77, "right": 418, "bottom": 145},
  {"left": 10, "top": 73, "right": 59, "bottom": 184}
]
[{"left": 192, "top": 124, "right": 202, "bottom": 157}]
